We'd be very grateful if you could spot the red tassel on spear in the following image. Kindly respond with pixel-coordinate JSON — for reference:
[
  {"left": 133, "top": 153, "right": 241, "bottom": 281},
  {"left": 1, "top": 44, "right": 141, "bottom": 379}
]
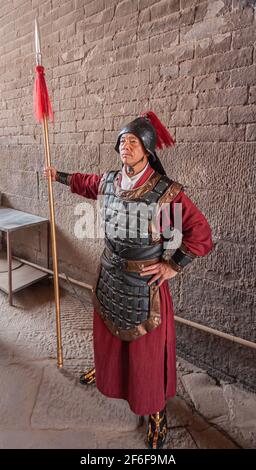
[
  {"left": 34, "top": 18, "right": 63, "bottom": 368},
  {"left": 33, "top": 65, "right": 54, "bottom": 123}
]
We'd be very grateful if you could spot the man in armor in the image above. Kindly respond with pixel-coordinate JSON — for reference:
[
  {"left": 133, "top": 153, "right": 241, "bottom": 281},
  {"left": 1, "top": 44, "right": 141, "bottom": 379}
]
[{"left": 44, "top": 111, "right": 213, "bottom": 449}]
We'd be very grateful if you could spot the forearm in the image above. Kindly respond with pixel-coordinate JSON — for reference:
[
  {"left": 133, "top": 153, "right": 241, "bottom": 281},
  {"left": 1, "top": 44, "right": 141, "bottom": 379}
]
[
  {"left": 161, "top": 191, "right": 213, "bottom": 273},
  {"left": 70, "top": 172, "right": 102, "bottom": 199},
  {"left": 55, "top": 171, "right": 72, "bottom": 186},
  {"left": 163, "top": 242, "right": 197, "bottom": 273}
]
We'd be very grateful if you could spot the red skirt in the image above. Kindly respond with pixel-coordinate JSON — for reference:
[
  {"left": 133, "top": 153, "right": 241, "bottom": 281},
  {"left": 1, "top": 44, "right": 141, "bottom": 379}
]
[{"left": 93, "top": 280, "right": 176, "bottom": 415}]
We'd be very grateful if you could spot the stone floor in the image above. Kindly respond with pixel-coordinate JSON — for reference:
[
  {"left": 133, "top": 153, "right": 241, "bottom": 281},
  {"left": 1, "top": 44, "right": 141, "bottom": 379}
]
[{"left": 0, "top": 278, "right": 255, "bottom": 449}]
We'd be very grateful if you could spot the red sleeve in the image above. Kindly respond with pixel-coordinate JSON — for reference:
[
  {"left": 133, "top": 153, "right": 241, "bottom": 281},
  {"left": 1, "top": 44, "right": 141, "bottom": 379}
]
[
  {"left": 163, "top": 190, "right": 213, "bottom": 257},
  {"left": 70, "top": 173, "right": 103, "bottom": 200}
]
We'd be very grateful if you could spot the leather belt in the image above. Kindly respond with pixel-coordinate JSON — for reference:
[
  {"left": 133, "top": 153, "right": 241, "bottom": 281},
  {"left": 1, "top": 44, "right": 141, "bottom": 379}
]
[{"left": 103, "top": 245, "right": 161, "bottom": 273}]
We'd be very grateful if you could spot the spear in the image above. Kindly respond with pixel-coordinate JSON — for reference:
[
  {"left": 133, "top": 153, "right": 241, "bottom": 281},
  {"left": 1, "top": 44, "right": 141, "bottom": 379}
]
[{"left": 34, "top": 18, "right": 63, "bottom": 368}]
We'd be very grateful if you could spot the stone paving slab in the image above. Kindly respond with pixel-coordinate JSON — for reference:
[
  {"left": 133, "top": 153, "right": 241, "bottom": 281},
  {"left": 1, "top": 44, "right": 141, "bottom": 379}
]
[
  {"left": 12, "top": 330, "right": 93, "bottom": 362},
  {"left": 0, "top": 364, "right": 42, "bottom": 430},
  {"left": 188, "top": 425, "right": 238, "bottom": 449},
  {"left": 181, "top": 372, "right": 229, "bottom": 419},
  {"left": 0, "top": 329, "right": 19, "bottom": 363},
  {"left": 211, "top": 383, "right": 256, "bottom": 448},
  {"left": 0, "top": 430, "right": 100, "bottom": 449},
  {"left": 31, "top": 364, "right": 138, "bottom": 432}
]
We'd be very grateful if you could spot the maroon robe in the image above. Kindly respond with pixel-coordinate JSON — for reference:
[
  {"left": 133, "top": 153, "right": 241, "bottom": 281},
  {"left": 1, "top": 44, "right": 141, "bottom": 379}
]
[{"left": 70, "top": 166, "right": 213, "bottom": 415}]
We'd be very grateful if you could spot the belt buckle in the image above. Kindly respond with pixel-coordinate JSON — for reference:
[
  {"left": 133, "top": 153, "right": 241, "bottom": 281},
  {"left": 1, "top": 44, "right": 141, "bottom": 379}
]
[{"left": 111, "top": 253, "right": 126, "bottom": 270}]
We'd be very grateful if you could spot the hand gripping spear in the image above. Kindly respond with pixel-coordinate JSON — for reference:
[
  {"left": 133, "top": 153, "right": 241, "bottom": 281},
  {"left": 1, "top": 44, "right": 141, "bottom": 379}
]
[{"left": 34, "top": 18, "right": 63, "bottom": 368}]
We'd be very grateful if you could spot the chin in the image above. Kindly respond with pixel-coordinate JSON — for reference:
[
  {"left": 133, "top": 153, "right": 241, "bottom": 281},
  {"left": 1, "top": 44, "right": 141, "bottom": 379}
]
[{"left": 122, "top": 158, "right": 133, "bottom": 165}]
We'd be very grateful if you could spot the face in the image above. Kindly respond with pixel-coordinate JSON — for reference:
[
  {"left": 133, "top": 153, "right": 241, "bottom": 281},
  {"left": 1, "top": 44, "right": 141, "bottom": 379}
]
[{"left": 119, "top": 133, "right": 148, "bottom": 167}]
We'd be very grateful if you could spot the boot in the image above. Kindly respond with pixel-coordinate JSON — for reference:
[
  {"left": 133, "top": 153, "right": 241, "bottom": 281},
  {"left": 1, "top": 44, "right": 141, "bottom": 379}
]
[
  {"left": 146, "top": 407, "right": 168, "bottom": 449},
  {"left": 79, "top": 367, "right": 96, "bottom": 385}
]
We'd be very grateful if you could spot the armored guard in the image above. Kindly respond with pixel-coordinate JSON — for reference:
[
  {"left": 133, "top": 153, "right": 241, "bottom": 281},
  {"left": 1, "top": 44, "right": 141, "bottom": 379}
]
[{"left": 47, "top": 112, "right": 213, "bottom": 448}]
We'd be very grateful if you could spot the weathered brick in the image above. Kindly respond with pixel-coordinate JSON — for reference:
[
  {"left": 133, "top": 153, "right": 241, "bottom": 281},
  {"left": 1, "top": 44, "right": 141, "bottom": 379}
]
[
  {"left": 53, "top": 61, "right": 82, "bottom": 78},
  {"left": 179, "top": 7, "right": 196, "bottom": 27},
  {"left": 171, "top": 110, "right": 191, "bottom": 126},
  {"left": 176, "top": 125, "right": 245, "bottom": 142},
  {"left": 138, "top": 7, "right": 151, "bottom": 24},
  {"left": 116, "top": 44, "right": 137, "bottom": 62},
  {"left": 105, "top": 70, "right": 149, "bottom": 92},
  {"left": 85, "top": 131, "right": 103, "bottom": 144},
  {"left": 180, "top": 48, "right": 253, "bottom": 77},
  {"left": 79, "top": 6, "right": 115, "bottom": 34},
  {"left": 180, "top": 17, "right": 224, "bottom": 44},
  {"left": 84, "top": 0, "right": 105, "bottom": 18},
  {"left": 104, "top": 101, "right": 138, "bottom": 117},
  {"left": 231, "top": 65, "right": 256, "bottom": 87},
  {"left": 195, "top": 33, "right": 231, "bottom": 58},
  {"left": 151, "top": 0, "right": 180, "bottom": 19},
  {"left": 150, "top": 96, "right": 178, "bottom": 114},
  {"left": 178, "top": 93, "right": 198, "bottom": 110},
  {"left": 84, "top": 25, "right": 104, "bottom": 42},
  {"left": 192, "top": 108, "right": 227, "bottom": 126},
  {"left": 0, "top": 9, "right": 18, "bottom": 29},
  {"left": 194, "top": 1, "right": 208, "bottom": 22},
  {"left": 232, "top": 25, "right": 256, "bottom": 49},
  {"left": 246, "top": 124, "right": 256, "bottom": 141},
  {"left": 151, "top": 76, "right": 193, "bottom": 98},
  {"left": 54, "top": 132, "right": 84, "bottom": 144},
  {"left": 229, "top": 105, "right": 256, "bottom": 124},
  {"left": 137, "top": 39, "right": 150, "bottom": 55},
  {"left": 60, "top": 45, "right": 92, "bottom": 64},
  {"left": 249, "top": 86, "right": 256, "bottom": 105},
  {"left": 139, "top": 0, "right": 158, "bottom": 9},
  {"left": 138, "top": 12, "right": 181, "bottom": 40},
  {"left": 77, "top": 119, "right": 104, "bottom": 132},
  {"left": 0, "top": 1, "right": 14, "bottom": 17},
  {"left": 150, "top": 29, "right": 179, "bottom": 52},
  {"left": 167, "top": 142, "right": 256, "bottom": 192},
  {"left": 104, "top": 12, "right": 136, "bottom": 36},
  {"left": 61, "top": 121, "right": 76, "bottom": 133},
  {"left": 113, "top": 115, "right": 137, "bottom": 130},
  {"left": 116, "top": 0, "right": 138, "bottom": 17},
  {"left": 159, "top": 65, "right": 179, "bottom": 79},
  {"left": 180, "top": 0, "right": 205, "bottom": 8},
  {"left": 53, "top": 7, "right": 84, "bottom": 32},
  {"left": 221, "top": 5, "right": 254, "bottom": 33},
  {"left": 194, "top": 72, "right": 230, "bottom": 91},
  {"left": 199, "top": 87, "right": 247, "bottom": 108},
  {"left": 103, "top": 130, "right": 117, "bottom": 142},
  {"left": 140, "top": 44, "right": 194, "bottom": 70},
  {"left": 59, "top": 98, "right": 76, "bottom": 110},
  {"left": 113, "top": 28, "right": 137, "bottom": 48}
]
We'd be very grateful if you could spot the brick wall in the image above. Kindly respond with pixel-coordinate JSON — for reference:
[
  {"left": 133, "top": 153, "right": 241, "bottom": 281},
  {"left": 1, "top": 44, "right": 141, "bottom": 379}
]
[{"left": 0, "top": 0, "right": 255, "bottom": 390}]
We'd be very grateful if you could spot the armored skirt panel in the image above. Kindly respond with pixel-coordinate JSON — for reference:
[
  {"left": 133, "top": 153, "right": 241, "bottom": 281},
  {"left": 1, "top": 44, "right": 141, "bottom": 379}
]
[{"left": 93, "top": 170, "right": 176, "bottom": 341}]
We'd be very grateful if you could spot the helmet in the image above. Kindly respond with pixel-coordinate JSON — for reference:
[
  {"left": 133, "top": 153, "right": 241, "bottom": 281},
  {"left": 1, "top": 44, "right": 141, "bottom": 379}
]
[
  {"left": 114, "top": 111, "right": 175, "bottom": 176},
  {"left": 114, "top": 116, "right": 157, "bottom": 157}
]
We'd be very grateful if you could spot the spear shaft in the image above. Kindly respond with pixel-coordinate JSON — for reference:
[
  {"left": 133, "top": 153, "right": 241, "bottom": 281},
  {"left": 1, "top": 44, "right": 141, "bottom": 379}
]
[{"left": 34, "top": 18, "right": 63, "bottom": 368}]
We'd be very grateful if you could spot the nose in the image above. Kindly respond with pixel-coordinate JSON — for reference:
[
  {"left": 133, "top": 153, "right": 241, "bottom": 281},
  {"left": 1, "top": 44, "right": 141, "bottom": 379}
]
[{"left": 120, "top": 140, "right": 131, "bottom": 152}]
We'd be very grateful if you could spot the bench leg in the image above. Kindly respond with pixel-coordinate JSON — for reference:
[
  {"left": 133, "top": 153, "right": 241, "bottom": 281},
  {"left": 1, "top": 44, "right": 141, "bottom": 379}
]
[{"left": 7, "top": 231, "right": 12, "bottom": 306}]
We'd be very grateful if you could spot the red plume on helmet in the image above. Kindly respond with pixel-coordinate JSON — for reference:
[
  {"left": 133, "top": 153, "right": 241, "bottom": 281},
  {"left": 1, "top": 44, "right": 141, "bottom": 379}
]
[{"left": 140, "top": 111, "right": 175, "bottom": 149}]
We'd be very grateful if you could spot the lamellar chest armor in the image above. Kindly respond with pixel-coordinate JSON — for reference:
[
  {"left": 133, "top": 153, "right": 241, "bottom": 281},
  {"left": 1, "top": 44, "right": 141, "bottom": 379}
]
[{"left": 92, "top": 170, "right": 183, "bottom": 341}]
